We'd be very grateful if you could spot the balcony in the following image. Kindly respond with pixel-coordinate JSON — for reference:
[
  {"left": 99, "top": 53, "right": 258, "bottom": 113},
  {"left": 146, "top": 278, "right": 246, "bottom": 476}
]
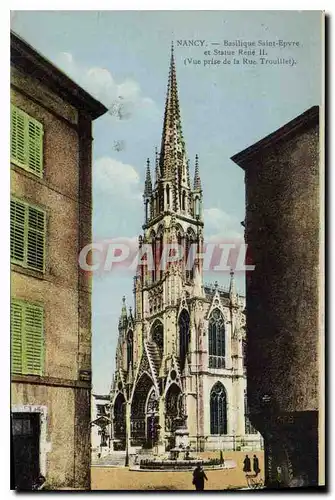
[{"left": 209, "top": 356, "right": 225, "bottom": 369}]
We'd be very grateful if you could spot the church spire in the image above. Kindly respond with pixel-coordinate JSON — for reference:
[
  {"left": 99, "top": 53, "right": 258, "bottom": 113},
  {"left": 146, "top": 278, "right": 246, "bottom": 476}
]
[
  {"left": 194, "top": 154, "right": 202, "bottom": 191},
  {"left": 144, "top": 158, "right": 152, "bottom": 197},
  {"left": 159, "top": 42, "right": 186, "bottom": 181},
  {"left": 119, "top": 295, "right": 128, "bottom": 329}
]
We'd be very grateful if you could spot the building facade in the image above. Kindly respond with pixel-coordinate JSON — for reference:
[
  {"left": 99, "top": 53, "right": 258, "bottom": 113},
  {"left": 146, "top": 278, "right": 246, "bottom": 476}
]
[
  {"left": 231, "top": 106, "right": 321, "bottom": 487},
  {"left": 91, "top": 394, "right": 112, "bottom": 457},
  {"left": 10, "top": 32, "right": 107, "bottom": 490},
  {"left": 110, "top": 47, "right": 262, "bottom": 454}
]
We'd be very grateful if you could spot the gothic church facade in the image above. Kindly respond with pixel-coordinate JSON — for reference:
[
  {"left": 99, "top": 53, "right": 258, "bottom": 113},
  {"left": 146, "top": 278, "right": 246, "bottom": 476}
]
[{"left": 110, "top": 46, "right": 262, "bottom": 453}]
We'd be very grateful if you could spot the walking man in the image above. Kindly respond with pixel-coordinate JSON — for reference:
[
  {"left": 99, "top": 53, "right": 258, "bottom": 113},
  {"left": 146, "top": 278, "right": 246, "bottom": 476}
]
[
  {"left": 253, "top": 454, "right": 260, "bottom": 476},
  {"left": 192, "top": 463, "right": 208, "bottom": 491}
]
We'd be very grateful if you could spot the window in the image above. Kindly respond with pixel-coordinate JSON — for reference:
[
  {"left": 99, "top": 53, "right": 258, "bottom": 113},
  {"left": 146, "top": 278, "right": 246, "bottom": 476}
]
[
  {"left": 179, "top": 309, "right": 190, "bottom": 372},
  {"left": 11, "top": 299, "right": 44, "bottom": 376},
  {"left": 210, "top": 382, "right": 227, "bottom": 435},
  {"left": 11, "top": 198, "right": 46, "bottom": 272},
  {"left": 151, "top": 321, "right": 164, "bottom": 358},
  {"left": 11, "top": 104, "right": 44, "bottom": 177},
  {"left": 127, "top": 331, "right": 133, "bottom": 369},
  {"left": 208, "top": 308, "right": 226, "bottom": 369}
]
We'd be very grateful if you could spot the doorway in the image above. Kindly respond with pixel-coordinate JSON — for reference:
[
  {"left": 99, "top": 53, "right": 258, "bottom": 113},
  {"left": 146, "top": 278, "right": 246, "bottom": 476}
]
[{"left": 11, "top": 412, "right": 40, "bottom": 490}]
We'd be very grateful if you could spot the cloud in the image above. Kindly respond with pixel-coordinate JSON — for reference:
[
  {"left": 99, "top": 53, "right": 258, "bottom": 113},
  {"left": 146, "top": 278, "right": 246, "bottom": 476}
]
[
  {"left": 56, "top": 52, "right": 157, "bottom": 120},
  {"left": 94, "top": 157, "right": 142, "bottom": 200},
  {"left": 204, "top": 207, "right": 244, "bottom": 242}
]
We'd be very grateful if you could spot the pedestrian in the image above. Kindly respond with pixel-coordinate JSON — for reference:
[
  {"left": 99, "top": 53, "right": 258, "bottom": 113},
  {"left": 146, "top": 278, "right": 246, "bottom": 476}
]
[
  {"left": 253, "top": 454, "right": 260, "bottom": 476},
  {"left": 220, "top": 450, "right": 224, "bottom": 464},
  {"left": 243, "top": 454, "right": 251, "bottom": 473},
  {"left": 192, "top": 463, "right": 208, "bottom": 491}
]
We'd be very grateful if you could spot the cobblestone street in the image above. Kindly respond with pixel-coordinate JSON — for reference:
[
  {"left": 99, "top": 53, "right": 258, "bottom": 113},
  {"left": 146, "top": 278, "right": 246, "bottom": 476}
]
[{"left": 91, "top": 451, "right": 264, "bottom": 490}]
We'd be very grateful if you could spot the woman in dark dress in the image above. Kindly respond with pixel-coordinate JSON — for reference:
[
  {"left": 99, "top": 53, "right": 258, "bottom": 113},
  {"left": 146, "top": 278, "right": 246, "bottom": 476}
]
[{"left": 243, "top": 454, "right": 251, "bottom": 473}]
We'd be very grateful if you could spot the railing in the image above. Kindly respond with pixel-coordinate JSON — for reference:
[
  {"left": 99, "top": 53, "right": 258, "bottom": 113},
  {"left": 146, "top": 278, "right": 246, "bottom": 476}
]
[{"left": 209, "top": 356, "right": 226, "bottom": 369}]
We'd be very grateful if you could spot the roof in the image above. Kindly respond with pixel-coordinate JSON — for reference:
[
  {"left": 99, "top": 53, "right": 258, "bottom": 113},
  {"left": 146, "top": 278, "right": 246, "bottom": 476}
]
[
  {"left": 11, "top": 31, "right": 108, "bottom": 120},
  {"left": 92, "top": 394, "right": 110, "bottom": 401},
  {"left": 231, "top": 106, "right": 319, "bottom": 168}
]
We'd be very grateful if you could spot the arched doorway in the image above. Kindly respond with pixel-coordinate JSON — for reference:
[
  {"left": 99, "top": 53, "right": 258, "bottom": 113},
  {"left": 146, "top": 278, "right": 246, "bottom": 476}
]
[
  {"left": 130, "top": 373, "right": 159, "bottom": 448},
  {"left": 113, "top": 393, "right": 126, "bottom": 450},
  {"left": 146, "top": 388, "right": 159, "bottom": 449},
  {"left": 165, "top": 383, "right": 186, "bottom": 450}
]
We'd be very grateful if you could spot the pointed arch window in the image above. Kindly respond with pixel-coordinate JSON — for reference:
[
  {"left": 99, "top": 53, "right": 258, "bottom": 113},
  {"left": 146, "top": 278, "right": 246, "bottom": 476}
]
[
  {"left": 151, "top": 320, "right": 164, "bottom": 358},
  {"left": 145, "top": 200, "right": 149, "bottom": 223},
  {"left": 195, "top": 197, "right": 200, "bottom": 217},
  {"left": 208, "top": 308, "right": 225, "bottom": 369},
  {"left": 210, "top": 382, "right": 227, "bottom": 435},
  {"left": 127, "top": 331, "right": 133, "bottom": 370},
  {"left": 146, "top": 388, "right": 159, "bottom": 414},
  {"left": 150, "top": 230, "right": 156, "bottom": 283},
  {"left": 182, "top": 190, "right": 186, "bottom": 211},
  {"left": 156, "top": 227, "right": 164, "bottom": 281},
  {"left": 179, "top": 309, "right": 190, "bottom": 372},
  {"left": 186, "top": 229, "right": 196, "bottom": 281},
  {"left": 166, "top": 184, "right": 170, "bottom": 208}
]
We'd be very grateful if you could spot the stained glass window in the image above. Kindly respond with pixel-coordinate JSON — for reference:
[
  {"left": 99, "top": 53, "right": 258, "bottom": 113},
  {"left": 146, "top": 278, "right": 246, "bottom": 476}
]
[
  {"left": 210, "top": 382, "right": 227, "bottom": 435},
  {"left": 127, "top": 331, "right": 133, "bottom": 370},
  {"left": 208, "top": 308, "right": 225, "bottom": 369},
  {"left": 179, "top": 309, "right": 190, "bottom": 372}
]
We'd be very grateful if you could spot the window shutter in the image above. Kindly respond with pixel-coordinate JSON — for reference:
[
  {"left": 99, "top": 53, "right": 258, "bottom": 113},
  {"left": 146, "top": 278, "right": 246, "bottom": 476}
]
[
  {"left": 27, "top": 205, "right": 45, "bottom": 272},
  {"left": 11, "top": 301, "right": 23, "bottom": 374},
  {"left": 24, "top": 304, "right": 44, "bottom": 376},
  {"left": 27, "top": 117, "right": 43, "bottom": 176},
  {"left": 10, "top": 199, "right": 26, "bottom": 265},
  {"left": 10, "top": 104, "right": 44, "bottom": 177},
  {"left": 10, "top": 105, "right": 26, "bottom": 167}
]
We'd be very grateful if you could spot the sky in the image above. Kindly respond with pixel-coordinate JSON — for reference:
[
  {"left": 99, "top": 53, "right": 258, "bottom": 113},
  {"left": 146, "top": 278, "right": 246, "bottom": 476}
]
[{"left": 11, "top": 10, "right": 322, "bottom": 394}]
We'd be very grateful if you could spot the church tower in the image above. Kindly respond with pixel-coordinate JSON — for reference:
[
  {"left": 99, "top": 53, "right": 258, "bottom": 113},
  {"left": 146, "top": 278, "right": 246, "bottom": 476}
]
[{"left": 110, "top": 45, "right": 262, "bottom": 455}]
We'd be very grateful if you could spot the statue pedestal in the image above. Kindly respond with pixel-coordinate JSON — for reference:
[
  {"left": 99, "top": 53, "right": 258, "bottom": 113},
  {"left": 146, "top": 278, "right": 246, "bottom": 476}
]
[{"left": 175, "top": 428, "right": 189, "bottom": 449}]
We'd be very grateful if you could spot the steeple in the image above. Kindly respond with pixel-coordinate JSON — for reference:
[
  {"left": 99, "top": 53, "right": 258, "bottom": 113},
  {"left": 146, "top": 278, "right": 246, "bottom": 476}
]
[
  {"left": 159, "top": 42, "right": 187, "bottom": 183},
  {"left": 119, "top": 295, "right": 128, "bottom": 329},
  {"left": 144, "top": 158, "right": 152, "bottom": 197},
  {"left": 194, "top": 154, "right": 202, "bottom": 191}
]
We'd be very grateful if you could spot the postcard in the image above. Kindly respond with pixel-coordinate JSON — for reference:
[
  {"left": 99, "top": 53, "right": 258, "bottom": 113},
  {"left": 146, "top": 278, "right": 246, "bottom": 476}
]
[{"left": 10, "top": 10, "right": 324, "bottom": 491}]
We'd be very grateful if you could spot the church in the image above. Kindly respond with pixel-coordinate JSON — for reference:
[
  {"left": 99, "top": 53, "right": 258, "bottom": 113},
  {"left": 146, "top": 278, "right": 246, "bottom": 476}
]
[{"left": 110, "top": 46, "right": 262, "bottom": 454}]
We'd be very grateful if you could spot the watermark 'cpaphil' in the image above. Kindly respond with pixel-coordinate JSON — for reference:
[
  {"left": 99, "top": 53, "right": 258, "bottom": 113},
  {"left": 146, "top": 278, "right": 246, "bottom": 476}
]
[{"left": 78, "top": 238, "right": 255, "bottom": 275}]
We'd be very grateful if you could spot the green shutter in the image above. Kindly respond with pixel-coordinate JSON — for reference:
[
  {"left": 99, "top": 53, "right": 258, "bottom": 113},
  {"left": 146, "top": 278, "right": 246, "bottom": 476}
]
[
  {"left": 24, "top": 304, "right": 44, "bottom": 376},
  {"left": 10, "top": 199, "right": 26, "bottom": 265},
  {"left": 27, "top": 205, "right": 46, "bottom": 272},
  {"left": 10, "top": 104, "right": 44, "bottom": 177},
  {"left": 27, "top": 117, "right": 43, "bottom": 176},
  {"left": 11, "top": 301, "right": 23, "bottom": 374},
  {"left": 11, "top": 105, "right": 26, "bottom": 167},
  {"left": 11, "top": 198, "right": 46, "bottom": 272},
  {"left": 11, "top": 300, "right": 44, "bottom": 376}
]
